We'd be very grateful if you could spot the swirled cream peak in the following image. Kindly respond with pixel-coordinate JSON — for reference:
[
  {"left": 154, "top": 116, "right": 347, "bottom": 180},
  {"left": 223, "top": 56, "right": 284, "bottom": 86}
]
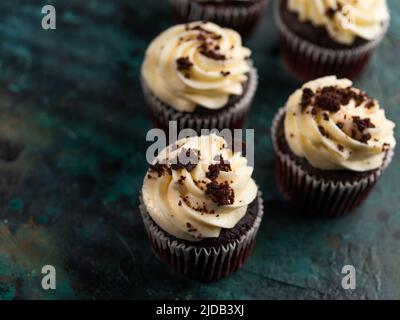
[
  {"left": 287, "top": 0, "right": 389, "bottom": 44},
  {"left": 284, "top": 76, "right": 396, "bottom": 172},
  {"left": 142, "top": 134, "right": 258, "bottom": 241},
  {"left": 141, "top": 21, "right": 252, "bottom": 112}
]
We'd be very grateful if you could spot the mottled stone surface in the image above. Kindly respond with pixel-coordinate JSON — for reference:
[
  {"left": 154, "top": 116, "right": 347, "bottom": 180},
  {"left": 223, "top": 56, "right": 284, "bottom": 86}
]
[{"left": 0, "top": 0, "right": 399, "bottom": 300}]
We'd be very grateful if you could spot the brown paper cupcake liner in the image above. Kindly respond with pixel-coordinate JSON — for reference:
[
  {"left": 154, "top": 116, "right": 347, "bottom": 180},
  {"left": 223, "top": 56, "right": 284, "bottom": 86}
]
[
  {"left": 274, "top": 0, "right": 389, "bottom": 81},
  {"left": 271, "top": 107, "right": 394, "bottom": 217},
  {"left": 139, "top": 191, "right": 264, "bottom": 282},
  {"left": 141, "top": 65, "right": 258, "bottom": 134},
  {"left": 170, "top": 0, "right": 269, "bottom": 37}
]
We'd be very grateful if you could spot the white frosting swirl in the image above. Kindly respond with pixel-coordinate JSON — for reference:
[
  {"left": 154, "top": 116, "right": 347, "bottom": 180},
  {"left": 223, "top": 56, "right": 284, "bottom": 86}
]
[
  {"left": 142, "top": 134, "right": 258, "bottom": 241},
  {"left": 141, "top": 21, "right": 252, "bottom": 112},
  {"left": 284, "top": 76, "right": 396, "bottom": 172},
  {"left": 287, "top": 0, "right": 389, "bottom": 45}
]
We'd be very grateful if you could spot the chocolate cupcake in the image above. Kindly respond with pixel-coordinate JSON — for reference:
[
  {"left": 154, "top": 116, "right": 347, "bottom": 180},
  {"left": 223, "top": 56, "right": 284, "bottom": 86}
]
[
  {"left": 272, "top": 76, "right": 396, "bottom": 217},
  {"left": 141, "top": 21, "right": 258, "bottom": 134},
  {"left": 275, "top": 0, "right": 390, "bottom": 80},
  {"left": 139, "top": 134, "right": 264, "bottom": 281},
  {"left": 169, "top": 0, "right": 269, "bottom": 37}
]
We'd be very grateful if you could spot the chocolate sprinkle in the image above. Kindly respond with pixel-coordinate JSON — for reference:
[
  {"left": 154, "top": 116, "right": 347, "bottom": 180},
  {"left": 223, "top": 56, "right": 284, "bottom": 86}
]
[
  {"left": 326, "top": 7, "right": 336, "bottom": 19},
  {"left": 205, "top": 181, "right": 235, "bottom": 206},
  {"left": 177, "top": 175, "right": 186, "bottom": 185},
  {"left": 318, "top": 125, "right": 330, "bottom": 139},
  {"left": 360, "top": 133, "right": 372, "bottom": 144},
  {"left": 206, "top": 155, "right": 232, "bottom": 181},
  {"left": 181, "top": 196, "right": 209, "bottom": 214},
  {"left": 325, "top": 3, "right": 342, "bottom": 19},
  {"left": 148, "top": 162, "right": 171, "bottom": 177},
  {"left": 176, "top": 57, "right": 193, "bottom": 71},
  {"left": 365, "top": 100, "right": 376, "bottom": 109},
  {"left": 352, "top": 116, "right": 376, "bottom": 132},
  {"left": 190, "top": 24, "right": 213, "bottom": 34},
  {"left": 199, "top": 48, "right": 226, "bottom": 60},
  {"left": 351, "top": 116, "right": 375, "bottom": 144},
  {"left": 300, "top": 88, "right": 314, "bottom": 110},
  {"left": 382, "top": 143, "right": 391, "bottom": 152},
  {"left": 314, "top": 86, "right": 342, "bottom": 113},
  {"left": 301, "top": 85, "right": 371, "bottom": 114}
]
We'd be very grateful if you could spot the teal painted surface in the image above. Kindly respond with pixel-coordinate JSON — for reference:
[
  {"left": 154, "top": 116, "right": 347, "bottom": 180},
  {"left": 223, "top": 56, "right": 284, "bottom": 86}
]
[{"left": 0, "top": 0, "right": 399, "bottom": 299}]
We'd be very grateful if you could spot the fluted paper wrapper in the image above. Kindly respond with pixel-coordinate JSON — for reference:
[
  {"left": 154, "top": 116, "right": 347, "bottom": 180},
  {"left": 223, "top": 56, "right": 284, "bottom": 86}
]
[
  {"left": 170, "top": 0, "right": 269, "bottom": 37},
  {"left": 139, "top": 191, "right": 264, "bottom": 282},
  {"left": 274, "top": 0, "right": 388, "bottom": 81},
  {"left": 271, "top": 108, "right": 394, "bottom": 217},
  {"left": 141, "top": 66, "right": 258, "bottom": 134}
]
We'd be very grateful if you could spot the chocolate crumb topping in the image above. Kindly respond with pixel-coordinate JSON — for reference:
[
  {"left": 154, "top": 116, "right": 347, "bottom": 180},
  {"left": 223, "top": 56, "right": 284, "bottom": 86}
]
[
  {"left": 149, "top": 162, "right": 171, "bottom": 177},
  {"left": 351, "top": 116, "right": 375, "bottom": 144},
  {"left": 199, "top": 48, "right": 226, "bottom": 60},
  {"left": 314, "top": 86, "right": 342, "bottom": 112},
  {"left": 340, "top": 87, "right": 369, "bottom": 106},
  {"left": 326, "top": 7, "right": 336, "bottom": 19},
  {"left": 300, "top": 88, "right": 314, "bottom": 110},
  {"left": 352, "top": 116, "right": 376, "bottom": 132},
  {"left": 323, "top": 113, "right": 329, "bottom": 121},
  {"left": 181, "top": 196, "right": 209, "bottom": 213},
  {"left": 360, "top": 133, "right": 372, "bottom": 144},
  {"left": 196, "top": 33, "right": 206, "bottom": 41},
  {"left": 176, "top": 57, "right": 193, "bottom": 71},
  {"left": 221, "top": 71, "right": 230, "bottom": 77},
  {"left": 325, "top": 3, "right": 342, "bottom": 19},
  {"left": 212, "top": 34, "right": 222, "bottom": 41},
  {"left": 338, "top": 144, "right": 344, "bottom": 152},
  {"left": 365, "top": 100, "right": 376, "bottom": 109},
  {"left": 190, "top": 24, "right": 213, "bottom": 34},
  {"left": 206, "top": 155, "right": 232, "bottom": 181},
  {"left": 301, "top": 85, "right": 370, "bottom": 114},
  {"left": 177, "top": 175, "right": 186, "bottom": 185},
  {"left": 318, "top": 125, "right": 330, "bottom": 139},
  {"left": 311, "top": 107, "right": 317, "bottom": 116},
  {"left": 206, "top": 180, "right": 235, "bottom": 206},
  {"left": 382, "top": 143, "right": 390, "bottom": 152}
]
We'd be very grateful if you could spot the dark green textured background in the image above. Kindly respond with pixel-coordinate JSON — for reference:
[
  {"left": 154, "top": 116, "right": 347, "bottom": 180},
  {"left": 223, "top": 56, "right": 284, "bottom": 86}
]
[{"left": 0, "top": 0, "right": 399, "bottom": 300}]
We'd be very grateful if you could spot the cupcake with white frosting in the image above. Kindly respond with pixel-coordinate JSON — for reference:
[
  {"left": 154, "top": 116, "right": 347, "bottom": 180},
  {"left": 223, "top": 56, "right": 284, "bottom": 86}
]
[
  {"left": 169, "top": 0, "right": 270, "bottom": 37},
  {"left": 274, "top": 0, "right": 390, "bottom": 80},
  {"left": 141, "top": 21, "right": 258, "bottom": 133},
  {"left": 272, "top": 76, "right": 396, "bottom": 217},
  {"left": 139, "top": 134, "right": 264, "bottom": 281}
]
